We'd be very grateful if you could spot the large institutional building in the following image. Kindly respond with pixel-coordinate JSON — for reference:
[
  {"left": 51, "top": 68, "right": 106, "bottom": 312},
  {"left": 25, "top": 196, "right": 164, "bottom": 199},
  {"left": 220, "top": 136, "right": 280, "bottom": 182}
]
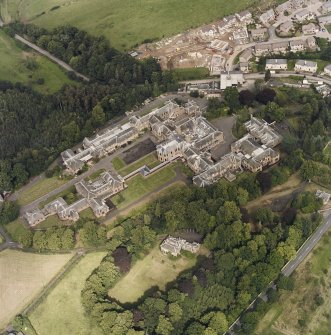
[{"left": 25, "top": 101, "right": 282, "bottom": 226}]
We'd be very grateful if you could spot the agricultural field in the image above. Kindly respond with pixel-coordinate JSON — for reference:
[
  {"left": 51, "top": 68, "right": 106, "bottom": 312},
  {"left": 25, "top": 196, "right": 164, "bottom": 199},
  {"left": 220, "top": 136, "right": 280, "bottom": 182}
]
[
  {"left": 0, "top": 249, "right": 73, "bottom": 329},
  {"left": 255, "top": 231, "right": 331, "bottom": 335},
  {"left": 108, "top": 246, "right": 197, "bottom": 303},
  {"left": 0, "top": 31, "right": 74, "bottom": 93},
  {"left": 2, "top": 0, "right": 259, "bottom": 50},
  {"left": 112, "top": 164, "right": 177, "bottom": 209},
  {"left": 29, "top": 252, "right": 106, "bottom": 335}
]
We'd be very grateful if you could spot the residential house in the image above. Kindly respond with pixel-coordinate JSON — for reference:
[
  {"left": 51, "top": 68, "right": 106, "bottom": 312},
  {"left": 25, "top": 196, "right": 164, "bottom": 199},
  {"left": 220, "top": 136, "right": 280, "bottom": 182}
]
[
  {"left": 295, "top": 9, "right": 315, "bottom": 22},
  {"left": 232, "top": 27, "right": 249, "bottom": 45},
  {"left": 291, "top": 0, "right": 306, "bottom": 9},
  {"left": 272, "top": 41, "right": 289, "bottom": 54},
  {"left": 260, "top": 9, "right": 276, "bottom": 25},
  {"left": 321, "top": 1, "right": 331, "bottom": 14},
  {"left": 306, "top": 36, "right": 316, "bottom": 49},
  {"left": 255, "top": 43, "right": 272, "bottom": 56},
  {"left": 319, "top": 15, "right": 331, "bottom": 25},
  {"left": 302, "top": 23, "right": 319, "bottom": 35},
  {"left": 290, "top": 39, "right": 306, "bottom": 52},
  {"left": 279, "top": 21, "right": 295, "bottom": 34},
  {"left": 265, "top": 59, "right": 288, "bottom": 70},
  {"left": 324, "top": 64, "right": 331, "bottom": 76},
  {"left": 295, "top": 59, "right": 318, "bottom": 73},
  {"left": 160, "top": 236, "right": 200, "bottom": 256},
  {"left": 240, "top": 62, "right": 249, "bottom": 73},
  {"left": 199, "top": 26, "right": 217, "bottom": 38},
  {"left": 239, "top": 48, "right": 253, "bottom": 63},
  {"left": 316, "top": 190, "right": 331, "bottom": 204},
  {"left": 251, "top": 28, "right": 268, "bottom": 41},
  {"left": 236, "top": 10, "right": 253, "bottom": 23},
  {"left": 276, "top": 1, "right": 292, "bottom": 15}
]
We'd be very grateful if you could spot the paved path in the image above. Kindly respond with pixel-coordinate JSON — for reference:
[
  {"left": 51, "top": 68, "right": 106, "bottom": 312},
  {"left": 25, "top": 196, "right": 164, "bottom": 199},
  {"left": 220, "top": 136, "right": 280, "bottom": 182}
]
[
  {"left": 14, "top": 34, "right": 90, "bottom": 81},
  {"left": 226, "top": 209, "right": 331, "bottom": 334},
  {"left": 0, "top": 226, "right": 19, "bottom": 251}
]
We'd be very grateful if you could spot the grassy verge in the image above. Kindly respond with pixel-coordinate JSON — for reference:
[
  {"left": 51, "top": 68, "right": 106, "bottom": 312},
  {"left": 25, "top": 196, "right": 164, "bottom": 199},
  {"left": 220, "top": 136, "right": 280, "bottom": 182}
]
[
  {"left": 0, "top": 31, "right": 75, "bottom": 93},
  {"left": 173, "top": 67, "right": 210, "bottom": 81},
  {"left": 17, "top": 176, "right": 67, "bottom": 206},
  {"left": 112, "top": 164, "right": 177, "bottom": 209},
  {"left": 108, "top": 245, "right": 197, "bottom": 303},
  {"left": 29, "top": 252, "right": 106, "bottom": 335},
  {"left": 255, "top": 231, "right": 331, "bottom": 335},
  {"left": 0, "top": 249, "right": 73, "bottom": 329}
]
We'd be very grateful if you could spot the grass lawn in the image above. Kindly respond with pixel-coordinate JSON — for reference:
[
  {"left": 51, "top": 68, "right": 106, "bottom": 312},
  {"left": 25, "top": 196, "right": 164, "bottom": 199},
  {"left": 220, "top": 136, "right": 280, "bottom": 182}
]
[
  {"left": 112, "top": 157, "right": 126, "bottom": 171},
  {"left": 29, "top": 252, "right": 106, "bottom": 335},
  {"left": 4, "top": 0, "right": 258, "bottom": 50},
  {"left": 5, "top": 218, "right": 30, "bottom": 242},
  {"left": 112, "top": 164, "right": 177, "bottom": 209},
  {"left": 108, "top": 245, "right": 197, "bottom": 303},
  {"left": 0, "top": 31, "right": 75, "bottom": 93},
  {"left": 173, "top": 67, "right": 210, "bottom": 81},
  {"left": 117, "top": 152, "right": 160, "bottom": 176},
  {"left": 255, "top": 231, "right": 331, "bottom": 335},
  {"left": 87, "top": 169, "right": 106, "bottom": 181},
  {"left": 0, "top": 249, "right": 73, "bottom": 329},
  {"left": 17, "top": 176, "right": 67, "bottom": 206}
]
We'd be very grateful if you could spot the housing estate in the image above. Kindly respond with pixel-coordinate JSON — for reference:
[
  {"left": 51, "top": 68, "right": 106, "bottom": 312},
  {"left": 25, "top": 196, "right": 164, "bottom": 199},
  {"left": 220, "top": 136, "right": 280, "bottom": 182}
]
[
  {"left": 279, "top": 21, "right": 295, "bottom": 34},
  {"left": 295, "top": 9, "right": 315, "bottom": 22},
  {"left": 295, "top": 60, "right": 318, "bottom": 73},
  {"left": 265, "top": 59, "right": 288, "bottom": 71},
  {"left": 160, "top": 236, "right": 200, "bottom": 257},
  {"left": 260, "top": 9, "right": 276, "bottom": 25},
  {"left": 302, "top": 23, "right": 319, "bottom": 35},
  {"left": 251, "top": 28, "right": 268, "bottom": 41},
  {"left": 276, "top": 1, "right": 292, "bottom": 15}
]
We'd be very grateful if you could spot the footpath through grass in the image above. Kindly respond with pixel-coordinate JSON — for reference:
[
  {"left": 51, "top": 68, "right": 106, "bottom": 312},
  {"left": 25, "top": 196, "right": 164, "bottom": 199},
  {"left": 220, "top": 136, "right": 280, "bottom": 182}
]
[
  {"left": 0, "top": 31, "right": 75, "bottom": 93},
  {"left": 0, "top": 249, "right": 73, "bottom": 329},
  {"left": 112, "top": 164, "right": 177, "bottom": 209},
  {"left": 29, "top": 252, "right": 106, "bottom": 335},
  {"left": 7, "top": 0, "right": 257, "bottom": 50},
  {"left": 255, "top": 231, "right": 331, "bottom": 335},
  {"left": 108, "top": 245, "right": 197, "bottom": 303}
]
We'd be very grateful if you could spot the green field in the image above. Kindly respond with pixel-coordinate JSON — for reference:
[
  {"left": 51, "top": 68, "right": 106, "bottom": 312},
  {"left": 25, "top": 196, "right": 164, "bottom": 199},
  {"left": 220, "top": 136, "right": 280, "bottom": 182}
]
[
  {"left": 108, "top": 246, "right": 197, "bottom": 303},
  {"left": 2, "top": 0, "right": 258, "bottom": 50},
  {"left": 173, "top": 67, "right": 211, "bottom": 81},
  {"left": 255, "top": 232, "right": 331, "bottom": 335},
  {"left": 29, "top": 252, "right": 106, "bottom": 335},
  {"left": 0, "top": 31, "right": 74, "bottom": 93},
  {"left": 112, "top": 164, "right": 177, "bottom": 209},
  {"left": 0, "top": 249, "right": 73, "bottom": 329},
  {"left": 16, "top": 176, "right": 67, "bottom": 206}
]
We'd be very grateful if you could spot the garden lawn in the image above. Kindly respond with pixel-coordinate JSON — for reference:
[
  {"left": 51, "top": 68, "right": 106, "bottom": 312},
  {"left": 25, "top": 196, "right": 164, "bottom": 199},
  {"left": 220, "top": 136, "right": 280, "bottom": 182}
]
[
  {"left": 173, "top": 67, "right": 210, "bottom": 81},
  {"left": 29, "top": 252, "right": 106, "bottom": 335},
  {"left": 17, "top": 176, "right": 67, "bottom": 206},
  {"left": 0, "top": 249, "right": 73, "bottom": 328},
  {"left": 117, "top": 152, "right": 160, "bottom": 176},
  {"left": 108, "top": 245, "right": 197, "bottom": 303},
  {"left": 0, "top": 31, "right": 75, "bottom": 93},
  {"left": 5, "top": 0, "right": 258, "bottom": 50},
  {"left": 112, "top": 164, "right": 177, "bottom": 209},
  {"left": 112, "top": 157, "right": 126, "bottom": 170},
  {"left": 5, "top": 218, "right": 30, "bottom": 242}
]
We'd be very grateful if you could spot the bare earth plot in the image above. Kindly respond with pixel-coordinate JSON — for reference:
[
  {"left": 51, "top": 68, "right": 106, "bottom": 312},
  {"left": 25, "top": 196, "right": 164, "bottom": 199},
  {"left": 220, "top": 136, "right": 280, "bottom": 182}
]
[
  {"left": 255, "top": 231, "right": 331, "bottom": 335},
  {"left": 29, "top": 252, "right": 107, "bottom": 335},
  {"left": 0, "top": 250, "right": 73, "bottom": 329},
  {"left": 108, "top": 245, "right": 197, "bottom": 303}
]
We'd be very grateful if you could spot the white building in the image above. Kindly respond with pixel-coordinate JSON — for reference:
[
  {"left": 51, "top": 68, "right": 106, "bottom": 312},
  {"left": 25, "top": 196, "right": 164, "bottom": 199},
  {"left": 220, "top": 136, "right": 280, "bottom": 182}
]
[
  {"left": 220, "top": 71, "right": 245, "bottom": 90},
  {"left": 236, "top": 10, "right": 253, "bottom": 23},
  {"left": 302, "top": 23, "right": 319, "bottom": 35},
  {"left": 260, "top": 9, "right": 276, "bottom": 25},
  {"left": 295, "top": 60, "right": 317, "bottom": 73},
  {"left": 266, "top": 59, "right": 288, "bottom": 70},
  {"left": 295, "top": 9, "right": 315, "bottom": 22},
  {"left": 160, "top": 236, "right": 200, "bottom": 256},
  {"left": 316, "top": 190, "right": 331, "bottom": 204},
  {"left": 321, "top": 1, "right": 331, "bottom": 14},
  {"left": 324, "top": 64, "right": 331, "bottom": 76}
]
